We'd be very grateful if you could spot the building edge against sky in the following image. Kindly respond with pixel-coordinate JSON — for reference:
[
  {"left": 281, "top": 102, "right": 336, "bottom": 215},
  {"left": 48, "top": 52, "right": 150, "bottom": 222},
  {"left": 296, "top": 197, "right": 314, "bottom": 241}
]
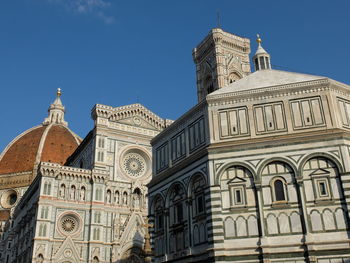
[
  {"left": 0, "top": 26, "right": 349, "bottom": 263},
  {"left": 148, "top": 28, "right": 350, "bottom": 263},
  {"left": 0, "top": 92, "right": 171, "bottom": 259}
]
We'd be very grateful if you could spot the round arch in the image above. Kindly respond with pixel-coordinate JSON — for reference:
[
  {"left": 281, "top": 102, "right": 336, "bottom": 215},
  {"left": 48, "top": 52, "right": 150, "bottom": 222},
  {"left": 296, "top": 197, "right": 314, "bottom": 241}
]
[
  {"left": 298, "top": 152, "right": 344, "bottom": 176},
  {"left": 165, "top": 182, "right": 186, "bottom": 208},
  {"left": 150, "top": 193, "right": 165, "bottom": 214},
  {"left": 257, "top": 157, "right": 298, "bottom": 181},
  {"left": 215, "top": 161, "right": 257, "bottom": 185},
  {"left": 187, "top": 172, "right": 207, "bottom": 198}
]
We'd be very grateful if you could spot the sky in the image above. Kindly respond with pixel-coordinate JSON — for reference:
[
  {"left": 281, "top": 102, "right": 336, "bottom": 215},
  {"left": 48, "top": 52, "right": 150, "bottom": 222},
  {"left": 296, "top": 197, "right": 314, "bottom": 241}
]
[{"left": 0, "top": 0, "right": 349, "bottom": 152}]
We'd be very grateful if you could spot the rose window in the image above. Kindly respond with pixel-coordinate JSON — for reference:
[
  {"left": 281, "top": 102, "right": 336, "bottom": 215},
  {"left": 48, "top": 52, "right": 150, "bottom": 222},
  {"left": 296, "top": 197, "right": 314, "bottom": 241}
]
[
  {"left": 60, "top": 215, "right": 79, "bottom": 234},
  {"left": 122, "top": 152, "right": 146, "bottom": 177}
]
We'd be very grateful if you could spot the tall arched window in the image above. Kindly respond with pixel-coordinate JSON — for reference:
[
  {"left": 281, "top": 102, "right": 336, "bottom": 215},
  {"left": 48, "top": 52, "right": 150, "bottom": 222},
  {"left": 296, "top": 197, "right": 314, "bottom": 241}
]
[
  {"left": 94, "top": 212, "right": 101, "bottom": 224},
  {"left": 43, "top": 182, "right": 51, "bottom": 195},
  {"left": 274, "top": 179, "right": 286, "bottom": 201},
  {"left": 262, "top": 162, "right": 294, "bottom": 204},
  {"left": 154, "top": 196, "right": 164, "bottom": 232},
  {"left": 190, "top": 175, "right": 206, "bottom": 216},
  {"left": 168, "top": 184, "right": 186, "bottom": 252},
  {"left": 93, "top": 228, "right": 100, "bottom": 240},
  {"left": 95, "top": 188, "right": 102, "bottom": 201}
]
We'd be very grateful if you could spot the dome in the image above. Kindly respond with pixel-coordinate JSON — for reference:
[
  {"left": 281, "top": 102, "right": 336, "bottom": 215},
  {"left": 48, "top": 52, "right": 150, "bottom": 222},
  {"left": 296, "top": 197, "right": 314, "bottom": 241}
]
[
  {"left": 0, "top": 125, "right": 80, "bottom": 175},
  {"left": 0, "top": 89, "right": 81, "bottom": 177}
]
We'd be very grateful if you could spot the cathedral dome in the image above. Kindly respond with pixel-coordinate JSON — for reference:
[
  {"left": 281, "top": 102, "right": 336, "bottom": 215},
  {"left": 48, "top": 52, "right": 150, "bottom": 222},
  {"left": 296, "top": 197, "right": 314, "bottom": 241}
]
[
  {"left": 0, "top": 124, "right": 80, "bottom": 175},
  {"left": 0, "top": 89, "right": 81, "bottom": 176}
]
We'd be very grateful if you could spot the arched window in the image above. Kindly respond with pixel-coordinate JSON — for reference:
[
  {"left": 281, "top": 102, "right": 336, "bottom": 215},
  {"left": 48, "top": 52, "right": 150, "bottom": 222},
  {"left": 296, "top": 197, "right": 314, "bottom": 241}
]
[
  {"left": 43, "top": 182, "right": 51, "bottom": 195},
  {"left": 41, "top": 207, "right": 49, "bottom": 219},
  {"left": 95, "top": 188, "right": 102, "bottom": 201},
  {"left": 94, "top": 212, "right": 101, "bottom": 224},
  {"left": 274, "top": 179, "right": 286, "bottom": 201},
  {"left": 169, "top": 184, "right": 185, "bottom": 225},
  {"left": 262, "top": 162, "right": 294, "bottom": 204},
  {"left": 93, "top": 256, "right": 99, "bottom": 263},
  {"left": 154, "top": 196, "right": 164, "bottom": 232},
  {"left": 191, "top": 175, "right": 206, "bottom": 216},
  {"left": 39, "top": 224, "right": 47, "bottom": 237},
  {"left": 168, "top": 184, "right": 186, "bottom": 252},
  {"left": 93, "top": 228, "right": 100, "bottom": 240}
]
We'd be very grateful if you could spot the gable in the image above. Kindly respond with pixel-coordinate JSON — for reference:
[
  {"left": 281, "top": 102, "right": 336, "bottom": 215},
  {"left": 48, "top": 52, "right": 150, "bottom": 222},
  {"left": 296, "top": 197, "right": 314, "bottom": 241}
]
[
  {"left": 53, "top": 236, "right": 81, "bottom": 262},
  {"left": 107, "top": 103, "right": 169, "bottom": 131}
]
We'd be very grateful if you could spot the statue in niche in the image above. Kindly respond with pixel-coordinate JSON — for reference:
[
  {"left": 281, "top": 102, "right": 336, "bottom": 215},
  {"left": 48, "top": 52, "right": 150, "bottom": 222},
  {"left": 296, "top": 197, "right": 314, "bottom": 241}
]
[
  {"left": 133, "top": 194, "right": 140, "bottom": 209},
  {"left": 80, "top": 187, "right": 86, "bottom": 201},
  {"left": 114, "top": 191, "right": 120, "bottom": 204},
  {"left": 133, "top": 188, "right": 141, "bottom": 209},
  {"left": 123, "top": 192, "right": 128, "bottom": 205},
  {"left": 59, "top": 184, "right": 66, "bottom": 198},
  {"left": 70, "top": 185, "right": 76, "bottom": 200}
]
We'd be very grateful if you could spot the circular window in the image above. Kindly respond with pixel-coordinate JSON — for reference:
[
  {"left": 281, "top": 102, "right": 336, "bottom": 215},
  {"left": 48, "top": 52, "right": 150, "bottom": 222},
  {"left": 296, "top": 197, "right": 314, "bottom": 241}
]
[
  {"left": 1, "top": 190, "right": 18, "bottom": 208},
  {"left": 59, "top": 214, "right": 80, "bottom": 235},
  {"left": 122, "top": 152, "right": 148, "bottom": 178}
]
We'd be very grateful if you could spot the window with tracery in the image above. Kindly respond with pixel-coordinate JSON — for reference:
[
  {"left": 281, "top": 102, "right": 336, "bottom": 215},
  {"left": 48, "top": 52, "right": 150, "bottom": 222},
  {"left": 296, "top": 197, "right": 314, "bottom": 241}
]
[{"left": 43, "top": 182, "right": 51, "bottom": 195}]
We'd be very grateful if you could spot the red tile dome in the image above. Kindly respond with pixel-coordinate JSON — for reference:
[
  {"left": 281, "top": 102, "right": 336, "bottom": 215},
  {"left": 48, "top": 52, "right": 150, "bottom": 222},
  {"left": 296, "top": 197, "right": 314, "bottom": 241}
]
[
  {"left": 0, "top": 124, "right": 80, "bottom": 175},
  {"left": 0, "top": 89, "right": 81, "bottom": 179}
]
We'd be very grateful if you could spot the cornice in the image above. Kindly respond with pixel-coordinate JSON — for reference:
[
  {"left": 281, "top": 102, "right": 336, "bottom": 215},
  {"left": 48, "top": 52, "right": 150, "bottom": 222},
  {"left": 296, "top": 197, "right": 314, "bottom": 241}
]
[
  {"left": 207, "top": 128, "right": 350, "bottom": 154},
  {"left": 207, "top": 79, "right": 331, "bottom": 106},
  {"left": 92, "top": 103, "right": 171, "bottom": 132},
  {"left": 39, "top": 162, "right": 108, "bottom": 182}
]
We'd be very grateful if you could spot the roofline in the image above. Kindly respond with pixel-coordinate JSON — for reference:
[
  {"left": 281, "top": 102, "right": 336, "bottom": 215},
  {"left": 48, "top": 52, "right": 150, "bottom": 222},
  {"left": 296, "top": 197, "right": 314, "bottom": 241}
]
[{"left": 0, "top": 125, "right": 43, "bottom": 162}]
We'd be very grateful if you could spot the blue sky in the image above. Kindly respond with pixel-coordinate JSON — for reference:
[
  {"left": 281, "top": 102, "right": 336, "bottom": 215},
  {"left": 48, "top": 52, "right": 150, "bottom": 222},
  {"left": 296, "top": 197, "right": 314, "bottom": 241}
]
[{"left": 0, "top": 0, "right": 349, "bottom": 151}]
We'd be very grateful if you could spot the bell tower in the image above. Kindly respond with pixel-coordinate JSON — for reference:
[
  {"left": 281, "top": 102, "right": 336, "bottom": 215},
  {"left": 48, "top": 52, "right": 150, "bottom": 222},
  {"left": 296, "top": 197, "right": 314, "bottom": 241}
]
[{"left": 192, "top": 28, "right": 251, "bottom": 102}]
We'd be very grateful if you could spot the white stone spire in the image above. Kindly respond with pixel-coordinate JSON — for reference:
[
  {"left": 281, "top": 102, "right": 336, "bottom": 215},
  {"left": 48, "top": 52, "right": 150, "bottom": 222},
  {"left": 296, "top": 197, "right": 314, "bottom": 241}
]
[
  {"left": 43, "top": 88, "right": 68, "bottom": 126},
  {"left": 253, "top": 34, "right": 271, "bottom": 71}
]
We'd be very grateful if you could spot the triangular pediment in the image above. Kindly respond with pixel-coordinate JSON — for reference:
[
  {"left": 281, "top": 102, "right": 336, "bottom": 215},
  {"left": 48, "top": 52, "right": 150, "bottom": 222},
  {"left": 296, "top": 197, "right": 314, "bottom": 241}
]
[
  {"left": 309, "top": 168, "right": 330, "bottom": 176},
  {"left": 53, "top": 236, "right": 81, "bottom": 262},
  {"left": 107, "top": 103, "right": 172, "bottom": 131},
  {"left": 116, "top": 115, "right": 159, "bottom": 130},
  {"left": 228, "top": 176, "right": 246, "bottom": 184}
]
